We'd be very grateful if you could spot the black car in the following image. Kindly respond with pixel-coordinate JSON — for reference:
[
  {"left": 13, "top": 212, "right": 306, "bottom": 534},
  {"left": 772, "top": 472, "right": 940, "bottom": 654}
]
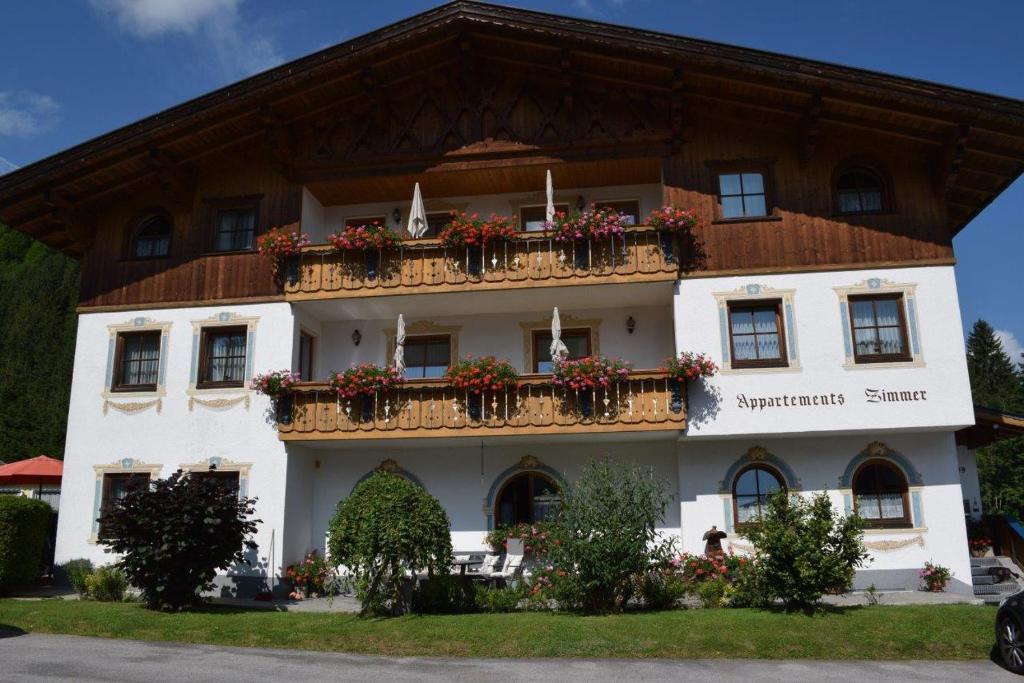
[{"left": 998, "top": 588, "right": 1024, "bottom": 674}]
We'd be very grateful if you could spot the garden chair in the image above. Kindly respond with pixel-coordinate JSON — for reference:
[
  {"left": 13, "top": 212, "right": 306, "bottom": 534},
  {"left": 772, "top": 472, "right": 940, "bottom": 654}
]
[
  {"left": 471, "top": 553, "right": 502, "bottom": 580},
  {"left": 488, "top": 539, "right": 524, "bottom": 587}
]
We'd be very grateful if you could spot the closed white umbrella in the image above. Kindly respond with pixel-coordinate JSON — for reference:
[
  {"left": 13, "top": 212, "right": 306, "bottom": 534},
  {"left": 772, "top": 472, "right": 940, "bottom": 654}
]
[
  {"left": 550, "top": 307, "right": 569, "bottom": 363},
  {"left": 545, "top": 169, "right": 555, "bottom": 224},
  {"left": 394, "top": 314, "right": 406, "bottom": 374},
  {"left": 407, "top": 182, "right": 427, "bottom": 238}
]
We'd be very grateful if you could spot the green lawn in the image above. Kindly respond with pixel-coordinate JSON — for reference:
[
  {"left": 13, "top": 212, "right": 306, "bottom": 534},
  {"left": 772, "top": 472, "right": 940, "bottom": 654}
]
[{"left": 0, "top": 599, "right": 998, "bottom": 659}]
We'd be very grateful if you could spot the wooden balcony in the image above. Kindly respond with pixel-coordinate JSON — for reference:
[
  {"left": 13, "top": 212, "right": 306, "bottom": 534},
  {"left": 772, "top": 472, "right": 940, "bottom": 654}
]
[
  {"left": 278, "top": 371, "right": 686, "bottom": 441},
  {"left": 283, "top": 226, "right": 678, "bottom": 300}
]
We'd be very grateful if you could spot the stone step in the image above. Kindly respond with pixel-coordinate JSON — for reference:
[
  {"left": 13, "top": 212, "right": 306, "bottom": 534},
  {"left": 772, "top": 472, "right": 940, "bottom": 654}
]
[
  {"left": 973, "top": 582, "right": 1019, "bottom": 595},
  {"left": 971, "top": 557, "right": 1001, "bottom": 567},
  {"left": 973, "top": 574, "right": 996, "bottom": 585},
  {"left": 971, "top": 565, "right": 992, "bottom": 577}
]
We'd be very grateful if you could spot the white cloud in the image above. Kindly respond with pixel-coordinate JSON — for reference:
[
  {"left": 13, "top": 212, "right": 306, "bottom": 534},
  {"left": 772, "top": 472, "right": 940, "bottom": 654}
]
[
  {"left": 0, "top": 156, "right": 19, "bottom": 175},
  {"left": 90, "top": 0, "right": 282, "bottom": 77},
  {"left": 573, "top": 0, "right": 627, "bottom": 14},
  {"left": 0, "top": 92, "right": 60, "bottom": 138},
  {"left": 995, "top": 329, "right": 1024, "bottom": 364}
]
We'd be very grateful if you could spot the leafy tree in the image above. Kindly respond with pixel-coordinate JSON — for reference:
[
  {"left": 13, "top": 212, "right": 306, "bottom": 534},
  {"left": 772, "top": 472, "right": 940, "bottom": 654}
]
[
  {"left": 550, "top": 459, "right": 675, "bottom": 613},
  {"left": 743, "top": 491, "right": 867, "bottom": 611},
  {"left": 965, "top": 319, "right": 1022, "bottom": 412},
  {"left": 99, "top": 470, "right": 260, "bottom": 611},
  {"left": 327, "top": 471, "right": 452, "bottom": 616},
  {"left": 0, "top": 496, "right": 54, "bottom": 593},
  {"left": 977, "top": 437, "right": 1024, "bottom": 521}
]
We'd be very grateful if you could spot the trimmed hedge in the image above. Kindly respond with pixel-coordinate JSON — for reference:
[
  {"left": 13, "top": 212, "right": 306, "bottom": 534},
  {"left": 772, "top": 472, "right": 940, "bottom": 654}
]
[{"left": 0, "top": 496, "right": 53, "bottom": 593}]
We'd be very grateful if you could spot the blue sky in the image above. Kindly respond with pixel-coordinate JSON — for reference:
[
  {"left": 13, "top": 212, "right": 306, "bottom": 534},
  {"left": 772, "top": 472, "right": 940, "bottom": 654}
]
[{"left": 1, "top": 0, "right": 1021, "bottom": 359}]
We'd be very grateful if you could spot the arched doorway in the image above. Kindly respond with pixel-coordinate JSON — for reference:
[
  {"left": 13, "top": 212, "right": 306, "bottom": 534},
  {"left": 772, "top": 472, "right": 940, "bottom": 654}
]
[{"left": 494, "top": 471, "right": 560, "bottom": 526}]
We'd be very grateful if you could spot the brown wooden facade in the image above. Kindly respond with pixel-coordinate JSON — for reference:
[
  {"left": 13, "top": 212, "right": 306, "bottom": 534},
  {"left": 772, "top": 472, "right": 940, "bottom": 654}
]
[{"left": 0, "top": 1, "right": 1022, "bottom": 311}]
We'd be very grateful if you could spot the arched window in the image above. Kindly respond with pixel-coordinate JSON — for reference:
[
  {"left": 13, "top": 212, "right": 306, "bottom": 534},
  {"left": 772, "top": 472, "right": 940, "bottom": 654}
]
[
  {"left": 132, "top": 213, "right": 172, "bottom": 258},
  {"left": 853, "top": 459, "right": 910, "bottom": 527},
  {"left": 495, "top": 472, "right": 560, "bottom": 526},
  {"left": 836, "top": 167, "right": 885, "bottom": 214},
  {"left": 733, "top": 465, "right": 783, "bottom": 525}
]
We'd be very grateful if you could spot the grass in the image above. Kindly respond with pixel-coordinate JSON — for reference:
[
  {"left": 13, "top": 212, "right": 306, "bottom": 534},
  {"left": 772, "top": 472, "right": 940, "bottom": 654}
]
[{"left": 0, "top": 599, "right": 998, "bottom": 659}]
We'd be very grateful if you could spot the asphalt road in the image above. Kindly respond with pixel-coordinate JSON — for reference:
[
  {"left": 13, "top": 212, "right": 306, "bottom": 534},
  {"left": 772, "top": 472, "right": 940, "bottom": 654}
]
[{"left": 0, "top": 632, "right": 1017, "bottom": 682}]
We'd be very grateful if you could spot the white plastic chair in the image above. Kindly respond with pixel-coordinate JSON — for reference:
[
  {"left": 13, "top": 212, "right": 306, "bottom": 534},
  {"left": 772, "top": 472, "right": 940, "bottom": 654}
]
[{"left": 489, "top": 539, "right": 524, "bottom": 586}]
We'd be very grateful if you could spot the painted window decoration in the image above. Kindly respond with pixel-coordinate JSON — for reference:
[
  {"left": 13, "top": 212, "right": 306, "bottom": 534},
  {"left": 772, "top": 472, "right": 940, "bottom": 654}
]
[
  {"left": 520, "top": 204, "right": 568, "bottom": 232},
  {"left": 112, "top": 331, "right": 161, "bottom": 391},
  {"left": 198, "top": 326, "right": 248, "bottom": 389},
  {"left": 532, "top": 328, "right": 591, "bottom": 373},
  {"left": 214, "top": 206, "right": 256, "bottom": 252},
  {"left": 853, "top": 460, "right": 911, "bottom": 527},
  {"left": 849, "top": 294, "right": 911, "bottom": 363},
  {"left": 727, "top": 300, "right": 787, "bottom": 368},
  {"left": 836, "top": 167, "right": 884, "bottom": 214},
  {"left": 733, "top": 465, "right": 784, "bottom": 525},
  {"left": 99, "top": 472, "right": 150, "bottom": 537},
  {"left": 718, "top": 172, "right": 767, "bottom": 219},
  {"left": 132, "top": 214, "right": 171, "bottom": 259},
  {"left": 596, "top": 200, "right": 641, "bottom": 225},
  {"left": 495, "top": 472, "right": 561, "bottom": 526},
  {"left": 404, "top": 336, "right": 451, "bottom": 379}
]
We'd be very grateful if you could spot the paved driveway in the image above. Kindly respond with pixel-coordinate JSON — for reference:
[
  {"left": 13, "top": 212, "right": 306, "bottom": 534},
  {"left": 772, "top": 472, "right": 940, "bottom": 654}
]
[{"left": 0, "top": 632, "right": 1016, "bottom": 682}]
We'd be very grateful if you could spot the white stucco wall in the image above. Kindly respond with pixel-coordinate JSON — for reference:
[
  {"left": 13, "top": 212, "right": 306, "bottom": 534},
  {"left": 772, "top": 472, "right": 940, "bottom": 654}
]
[{"left": 676, "top": 265, "right": 974, "bottom": 438}]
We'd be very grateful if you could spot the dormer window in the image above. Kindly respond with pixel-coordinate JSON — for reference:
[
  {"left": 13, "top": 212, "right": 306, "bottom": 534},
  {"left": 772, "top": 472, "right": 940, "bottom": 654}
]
[
  {"left": 132, "top": 213, "right": 171, "bottom": 259},
  {"left": 836, "top": 167, "right": 886, "bottom": 214}
]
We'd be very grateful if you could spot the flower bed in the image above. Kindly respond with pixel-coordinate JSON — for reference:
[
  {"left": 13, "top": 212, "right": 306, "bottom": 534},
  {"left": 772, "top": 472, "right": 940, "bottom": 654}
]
[
  {"left": 330, "top": 364, "right": 405, "bottom": 398},
  {"left": 444, "top": 356, "right": 519, "bottom": 394},
  {"left": 438, "top": 212, "right": 517, "bottom": 248},
  {"left": 662, "top": 352, "right": 718, "bottom": 382},
  {"left": 548, "top": 206, "right": 627, "bottom": 243},
  {"left": 257, "top": 227, "right": 310, "bottom": 258},
  {"left": 328, "top": 221, "right": 402, "bottom": 251},
  {"left": 551, "top": 356, "right": 631, "bottom": 391}
]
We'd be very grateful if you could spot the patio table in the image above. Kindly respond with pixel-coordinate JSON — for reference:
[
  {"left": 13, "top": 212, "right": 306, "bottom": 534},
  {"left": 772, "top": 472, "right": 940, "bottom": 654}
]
[{"left": 451, "top": 558, "right": 482, "bottom": 576}]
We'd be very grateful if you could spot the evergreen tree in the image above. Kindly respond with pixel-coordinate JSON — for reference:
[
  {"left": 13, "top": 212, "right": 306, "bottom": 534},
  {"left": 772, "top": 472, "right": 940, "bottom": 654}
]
[
  {"left": 965, "top": 319, "right": 1022, "bottom": 412},
  {"left": 977, "top": 437, "right": 1024, "bottom": 520}
]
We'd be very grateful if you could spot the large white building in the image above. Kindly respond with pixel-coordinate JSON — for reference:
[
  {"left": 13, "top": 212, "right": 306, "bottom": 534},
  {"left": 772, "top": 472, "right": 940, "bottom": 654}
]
[{"left": 3, "top": 2, "right": 1023, "bottom": 597}]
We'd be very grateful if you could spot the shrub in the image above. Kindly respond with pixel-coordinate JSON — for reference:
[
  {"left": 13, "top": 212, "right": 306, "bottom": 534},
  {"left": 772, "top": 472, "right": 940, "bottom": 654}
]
[
  {"left": 327, "top": 471, "right": 452, "bottom": 616},
  {"left": 0, "top": 496, "right": 53, "bottom": 594},
  {"left": 632, "top": 569, "right": 688, "bottom": 610},
  {"left": 485, "top": 521, "right": 565, "bottom": 557},
  {"left": 86, "top": 565, "right": 129, "bottom": 602},
  {"left": 412, "top": 574, "right": 477, "bottom": 614},
  {"left": 98, "top": 470, "right": 261, "bottom": 611},
  {"left": 696, "top": 576, "right": 728, "bottom": 608},
  {"left": 59, "top": 558, "right": 94, "bottom": 597},
  {"left": 742, "top": 491, "right": 867, "bottom": 611},
  {"left": 920, "top": 561, "right": 952, "bottom": 592},
  {"left": 549, "top": 459, "right": 676, "bottom": 613},
  {"left": 474, "top": 582, "right": 526, "bottom": 613}
]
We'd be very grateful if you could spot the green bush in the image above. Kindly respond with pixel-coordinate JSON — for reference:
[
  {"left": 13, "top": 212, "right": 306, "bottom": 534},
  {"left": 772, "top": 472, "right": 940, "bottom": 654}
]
[
  {"left": 474, "top": 583, "right": 526, "bottom": 613},
  {"left": 98, "top": 469, "right": 261, "bottom": 611},
  {"left": 743, "top": 491, "right": 867, "bottom": 611},
  {"left": 327, "top": 471, "right": 453, "bottom": 616},
  {"left": 722, "top": 557, "right": 772, "bottom": 608},
  {"left": 633, "top": 570, "right": 688, "bottom": 610},
  {"left": 696, "top": 577, "right": 727, "bottom": 608},
  {"left": 85, "top": 565, "right": 129, "bottom": 602},
  {"left": 549, "top": 459, "right": 676, "bottom": 613},
  {"left": 59, "top": 559, "right": 94, "bottom": 597},
  {"left": 412, "top": 574, "right": 477, "bottom": 614},
  {"left": 0, "top": 496, "right": 53, "bottom": 593}
]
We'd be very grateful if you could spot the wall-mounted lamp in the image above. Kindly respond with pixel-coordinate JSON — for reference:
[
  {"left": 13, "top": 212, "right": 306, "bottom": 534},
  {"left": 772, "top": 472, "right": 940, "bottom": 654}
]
[
  {"left": 392, "top": 208, "right": 402, "bottom": 225},
  {"left": 351, "top": 329, "right": 362, "bottom": 346},
  {"left": 575, "top": 195, "right": 586, "bottom": 211},
  {"left": 626, "top": 316, "right": 636, "bottom": 334}
]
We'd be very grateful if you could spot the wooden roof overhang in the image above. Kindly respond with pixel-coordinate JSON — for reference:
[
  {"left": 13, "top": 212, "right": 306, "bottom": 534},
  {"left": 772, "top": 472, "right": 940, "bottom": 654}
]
[
  {"left": 956, "top": 405, "right": 1024, "bottom": 450},
  {"left": 2, "top": 0, "right": 1024, "bottom": 257}
]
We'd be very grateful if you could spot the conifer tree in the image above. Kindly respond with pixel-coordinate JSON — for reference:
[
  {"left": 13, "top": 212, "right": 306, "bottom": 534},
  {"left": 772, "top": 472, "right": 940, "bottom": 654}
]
[{"left": 965, "top": 319, "right": 1022, "bottom": 412}]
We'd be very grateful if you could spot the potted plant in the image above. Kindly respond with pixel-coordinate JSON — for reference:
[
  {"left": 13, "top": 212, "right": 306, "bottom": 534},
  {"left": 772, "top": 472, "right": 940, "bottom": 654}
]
[
  {"left": 257, "top": 228, "right": 310, "bottom": 285},
  {"left": 662, "top": 352, "right": 718, "bottom": 413},
  {"left": 285, "top": 550, "right": 332, "bottom": 600},
  {"left": 549, "top": 206, "right": 627, "bottom": 269},
  {"left": 444, "top": 355, "right": 519, "bottom": 421},
  {"left": 327, "top": 221, "right": 402, "bottom": 281},
  {"left": 330, "top": 363, "right": 405, "bottom": 422},
  {"left": 250, "top": 369, "right": 301, "bottom": 424},
  {"left": 968, "top": 537, "right": 993, "bottom": 558},
  {"left": 438, "top": 212, "right": 516, "bottom": 277},
  {"left": 919, "top": 561, "right": 952, "bottom": 592},
  {"left": 647, "top": 205, "right": 699, "bottom": 263},
  {"left": 551, "top": 355, "right": 631, "bottom": 417}
]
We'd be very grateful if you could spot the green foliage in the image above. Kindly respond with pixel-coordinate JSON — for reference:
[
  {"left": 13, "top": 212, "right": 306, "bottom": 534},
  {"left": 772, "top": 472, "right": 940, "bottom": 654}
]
[
  {"left": 696, "top": 577, "right": 728, "bottom": 608},
  {"left": 742, "top": 491, "right": 867, "bottom": 610},
  {"left": 98, "top": 470, "right": 261, "bottom": 611},
  {"left": 966, "top": 319, "right": 1023, "bottom": 412},
  {"left": 485, "top": 521, "right": 565, "bottom": 556},
  {"left": 549, "top": 459, "right": 676, "bottom": 613},
  {"left": 85, "top": 565, "right": 129, "bottom": 602},
  {"left": 632, "top": 570, "right": 688, "bottom": 610},
  {"left": 0, "top": 224, "right": 79, "bottom": 461},
  {"left": 412, "top": 575, "right": 477, "bottom": 614},
  {"left": 0, "top": 496, "right": 53, "bottom": 593},
  {"left": 977, "top": 437, "right": 1024, "bottom": 520},
  {"left": 327, "top": 471, "right": 453, "bottom": 616},
  {"left": 473, "top": 582, "right": 526, "bottom": 613},
  {"left": 59, "top": 558, "right": 94, "bottom": 597}
]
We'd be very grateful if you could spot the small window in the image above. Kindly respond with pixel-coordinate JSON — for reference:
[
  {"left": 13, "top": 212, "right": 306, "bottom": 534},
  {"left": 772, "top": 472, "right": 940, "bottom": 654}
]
[
  {"left": 98, "top": 472, "right": 150, "bottom": 537},
  {"left": 733, "top": 465, "right": 784, "bottom": 526},
  {"left": 422, "top": 212, "right": 452, "bottom": 238},
  {"left": 345, "top": 216, "right": 386, "bottom": 229},
  {"left": 596, "top": 200, "right": 641, "bottom": 226},
  {"left": 404, "top": 336, "right": 451, "bottom": 379},
  {"left": 132, "top": 214, "right": 171, "bottom": 259},
  {"left": 848, "top": 294, "right": 911, "bottom": 363},
  {"left": 214, "top": 207, "right": 256, "bottom": 252},
  {"left": 718, "top": 172, "right": 768, "bottom": 219},
  {"left": 853, "top": 460, "right": 911, "bottom": 528},
  {"left": 532, "top": 328, "right": 591, "bottom": 373},
  {"left": 191, "top": 469, "right": 240, "bottom": 497},
  {"left": 197, "top": 326, "right": 248, "bottom": 389},
  {"left": 298, "top": 331, "right": 315, "bottom": 381},
  {"left": 495, "top": 472, "right": 560, "bottom": 526},
  {"left": 520, "top": 204, "right": 569, "bottom": 232},
  {"left": 727, "top": 301, "right": 787, "bottom": 368},
  {"left": 836, "top": 167, "right": 885, "bottom": 214},
  {"left": 112, "top": 331, "right": 161, "bottom": 391}
]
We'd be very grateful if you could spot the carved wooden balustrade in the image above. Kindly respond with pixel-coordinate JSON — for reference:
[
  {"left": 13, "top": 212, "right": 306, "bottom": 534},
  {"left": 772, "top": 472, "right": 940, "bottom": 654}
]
[
  {"left": 283, "top": 226, "right": 678, "bottom": 300},
  {"left": 277, "top": 371, "right": 686, "bottom": 440}
]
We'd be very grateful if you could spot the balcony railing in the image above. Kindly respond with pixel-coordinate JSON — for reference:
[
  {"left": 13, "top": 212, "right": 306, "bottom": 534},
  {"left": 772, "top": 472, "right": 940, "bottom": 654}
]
[
  {"left": 283, "top": 226, "right": 678, "bottom": 300},
  {"left": 277, "top": 371, "right": 686, "bottom": 440}
]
